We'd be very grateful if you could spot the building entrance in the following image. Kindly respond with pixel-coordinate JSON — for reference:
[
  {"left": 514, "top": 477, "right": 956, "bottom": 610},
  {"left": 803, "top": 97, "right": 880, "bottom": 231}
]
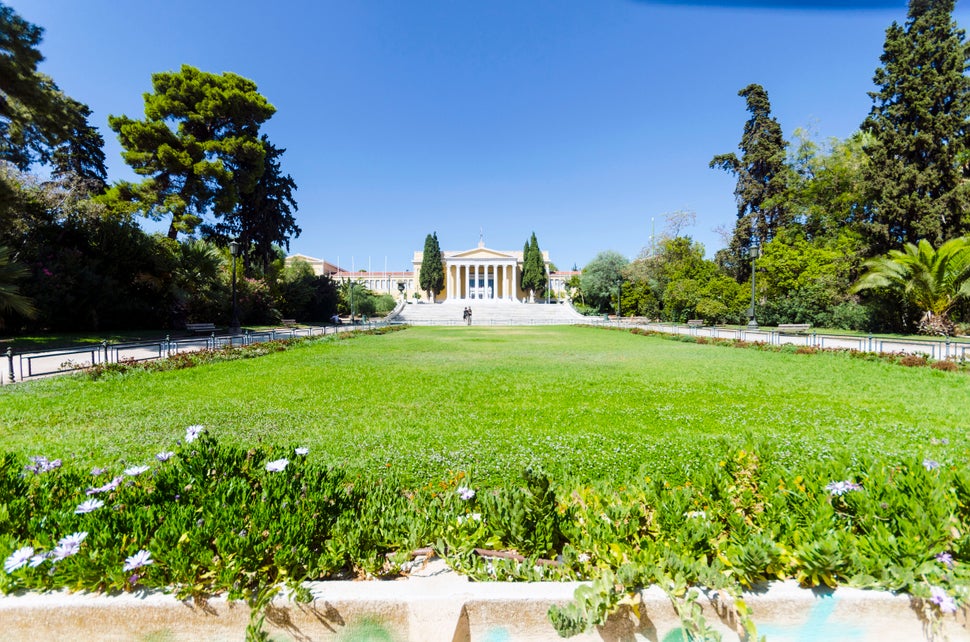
[{"left": 468, "top": 277, "right": 494, "bottom": 299}]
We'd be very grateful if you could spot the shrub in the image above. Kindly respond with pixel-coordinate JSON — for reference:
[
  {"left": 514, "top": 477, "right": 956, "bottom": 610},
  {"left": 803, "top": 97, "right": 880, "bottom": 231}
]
[
  {"left": 931, "top": 359, "right": 959, "bottom": 372},
  {"left": 898, "top": 354, "right": 928, "bottom": 368},
  {"left": 2, "top": 435, "right": 967, "bottom": 638}
]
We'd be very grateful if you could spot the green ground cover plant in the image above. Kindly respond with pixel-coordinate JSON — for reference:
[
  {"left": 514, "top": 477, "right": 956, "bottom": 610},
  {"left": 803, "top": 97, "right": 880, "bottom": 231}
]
[
  {"left": 1, "top": 430, "right": 966, "bottom": 639},
  {"left": 1, "top": 326, "right": 969, "bottom": 638}
]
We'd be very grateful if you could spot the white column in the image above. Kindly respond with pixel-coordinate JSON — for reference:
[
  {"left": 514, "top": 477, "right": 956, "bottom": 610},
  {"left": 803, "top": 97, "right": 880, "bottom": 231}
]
[
  {"left": 509, "top": 262, "right": 514, "bottom": 300},
  {"left": 505, "top": 262, "right": 512, "bottom": 300}
]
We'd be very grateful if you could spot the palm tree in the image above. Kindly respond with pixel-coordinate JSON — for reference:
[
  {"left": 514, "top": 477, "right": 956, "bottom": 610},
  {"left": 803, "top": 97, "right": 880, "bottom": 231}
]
[
  {"left": 852, "top": 237, "right": 970, "bottom": 336},
  {"left": 0, "top": 245, "right": 37, "bottom": 327}
]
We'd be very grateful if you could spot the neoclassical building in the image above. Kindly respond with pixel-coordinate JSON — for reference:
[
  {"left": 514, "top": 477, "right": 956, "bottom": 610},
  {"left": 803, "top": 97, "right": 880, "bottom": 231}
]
[
  {"left": 286, "top": 240, "right": 577, "bottom": 302},
  {"left": 412, "top": 239, "right": 550, "bottom": 302}
]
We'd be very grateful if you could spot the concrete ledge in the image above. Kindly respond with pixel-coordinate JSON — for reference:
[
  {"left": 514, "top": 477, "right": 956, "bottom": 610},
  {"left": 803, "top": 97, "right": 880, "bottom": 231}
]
[{"left": 2, "top": 567, "right": 968, "bottom": 641}]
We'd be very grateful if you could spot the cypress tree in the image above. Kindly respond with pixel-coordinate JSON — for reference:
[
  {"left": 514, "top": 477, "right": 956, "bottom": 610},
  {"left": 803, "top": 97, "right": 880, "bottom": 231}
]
[
  {"left": 710, "top": 84, "right": 789, "bottom": 281},
  {"left": 419, "top": 232, "right": 443, "bottom": 302},
  {"left": 861, "top": 0, "right": 970, "bottom": 256},
  {"left": 521, "top": 232, "right": 547, "bottom": 300}
]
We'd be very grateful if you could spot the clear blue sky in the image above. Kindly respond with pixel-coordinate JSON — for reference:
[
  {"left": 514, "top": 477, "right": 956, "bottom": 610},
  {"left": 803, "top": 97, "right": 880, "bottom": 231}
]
[{"left": 13, "top": 0, "right": 969, "bottom": 272}]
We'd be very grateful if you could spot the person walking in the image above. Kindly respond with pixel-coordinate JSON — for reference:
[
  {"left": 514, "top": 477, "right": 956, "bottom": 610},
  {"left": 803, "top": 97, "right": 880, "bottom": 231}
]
[{"left": 466, "top": 307, "right": 472, "bottom": 326}]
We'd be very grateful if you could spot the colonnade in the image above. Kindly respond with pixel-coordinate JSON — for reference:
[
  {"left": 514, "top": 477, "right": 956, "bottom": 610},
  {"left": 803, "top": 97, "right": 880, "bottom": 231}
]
[{"left": 446, "top": 262, "right": 518, "bottom": 301}]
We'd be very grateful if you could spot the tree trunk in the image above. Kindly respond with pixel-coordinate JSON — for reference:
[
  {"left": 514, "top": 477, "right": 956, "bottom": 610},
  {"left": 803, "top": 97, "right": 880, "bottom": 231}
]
[{"left": 918, "top": 311, "right": 954, "bottom": 337}]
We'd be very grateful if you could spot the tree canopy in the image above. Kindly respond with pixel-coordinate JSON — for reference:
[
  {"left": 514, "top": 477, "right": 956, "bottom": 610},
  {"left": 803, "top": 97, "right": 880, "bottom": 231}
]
[
  {"left": 108, "top": 65, "right": 276, "bottom": 239},
  {"left": 419, "top": 232, "right": 444, "bottom": 302},
  {"left": 204, "top": 136, "right": 300, "bottom": 272},
  {"left": 0, "top": 5, "right": 105, "bottom": 195},
  {"left": 521, "top": 232, "right": 547, "bottom": 300},
  {"left": 711, "top": 84, "right": 789, "bottom": 281},
  {"left": 580, "top": 250, "right": 628, "bottom": 312},
  {"left": 853, "top": 237, "right": 970, "bottom": 335},
  {"left": 861, "top": 0, "right": 970, "bottom": 255}
]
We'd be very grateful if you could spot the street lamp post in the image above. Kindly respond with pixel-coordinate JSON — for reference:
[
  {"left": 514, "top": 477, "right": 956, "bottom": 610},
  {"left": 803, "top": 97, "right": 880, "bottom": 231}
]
[
  {"left": 615, "top": 278, "right": 622, "bottom": 318},
  {"left": 747, "top": 245, "right": 759, "bottom": 330},
  {"left": 229, "top": 239, "right": 241, "bottom": 335}
]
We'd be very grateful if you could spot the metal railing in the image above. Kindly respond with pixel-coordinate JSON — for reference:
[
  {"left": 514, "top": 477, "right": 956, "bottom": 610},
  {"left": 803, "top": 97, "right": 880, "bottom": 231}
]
[
  {"left": 594, "top": 318, "right": 970, "bottom": 361},
  {"left": 2, "top": 322, "right": 388, "bottom": 385}
]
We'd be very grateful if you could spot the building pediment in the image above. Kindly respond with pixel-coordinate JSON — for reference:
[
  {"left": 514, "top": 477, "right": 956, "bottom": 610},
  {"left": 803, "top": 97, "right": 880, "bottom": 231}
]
[{"left": 448, "top": 247, "right": 518, "bottom": 260}]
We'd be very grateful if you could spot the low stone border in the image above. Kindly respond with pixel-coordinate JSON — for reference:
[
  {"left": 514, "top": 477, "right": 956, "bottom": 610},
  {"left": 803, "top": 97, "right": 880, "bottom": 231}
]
[{"left": 2, "top": 561, "right": 968, "bottom": 641}]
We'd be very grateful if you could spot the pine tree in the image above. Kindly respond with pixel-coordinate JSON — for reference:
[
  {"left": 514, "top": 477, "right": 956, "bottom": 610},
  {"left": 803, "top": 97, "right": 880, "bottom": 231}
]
[
  {"left": 521, "top": 231, "right": 547, "bottom": 300},
  {"left": 206, "top": 136, "right": 300, "bottom": 273},
  {"left": 109, "top": 65, "right": 275, "bottom": 239},
  {"left": 710, "top": 84, "right": 789, "bottom": 281},
  {"left": 419, "top": 232, "right": 443, "bottom": 302},
  {"left": 861, "top": 0, "right": 970, "bottom": 256}
]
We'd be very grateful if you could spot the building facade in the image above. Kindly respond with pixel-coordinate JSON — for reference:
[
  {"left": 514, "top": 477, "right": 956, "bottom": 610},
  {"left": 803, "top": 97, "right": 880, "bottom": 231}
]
[
  {"left": 287, "top": 241, "right": 576, "bottom": 302},
  {"left": 411, "top": 240, "right": 549, "bottom": 302}
]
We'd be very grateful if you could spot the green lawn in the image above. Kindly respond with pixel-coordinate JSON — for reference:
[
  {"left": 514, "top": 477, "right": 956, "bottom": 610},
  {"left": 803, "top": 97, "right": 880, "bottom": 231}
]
[{"left": 0, "top": 325, "right": 965, "bottom": 484}]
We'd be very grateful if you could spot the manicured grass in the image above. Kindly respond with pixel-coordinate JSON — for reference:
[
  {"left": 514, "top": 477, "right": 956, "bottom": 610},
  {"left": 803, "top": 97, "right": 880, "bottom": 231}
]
[
  {"left": 0, "top": 330, "right": 170, "bottom": 352},
  {"left": 0, "top": 326, "right": 966, "bottom": 484}
]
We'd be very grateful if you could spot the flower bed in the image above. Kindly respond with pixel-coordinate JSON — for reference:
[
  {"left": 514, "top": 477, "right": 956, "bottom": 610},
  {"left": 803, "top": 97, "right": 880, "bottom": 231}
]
[{"left": 2, "top": 426, "right": 967, "bottom": 639}]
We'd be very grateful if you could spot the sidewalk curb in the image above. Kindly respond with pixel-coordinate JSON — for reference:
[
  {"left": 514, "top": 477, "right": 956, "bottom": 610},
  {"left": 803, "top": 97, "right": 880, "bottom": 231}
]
[{"left": 2, "top": 572, "right": 968, "bottom": 641}]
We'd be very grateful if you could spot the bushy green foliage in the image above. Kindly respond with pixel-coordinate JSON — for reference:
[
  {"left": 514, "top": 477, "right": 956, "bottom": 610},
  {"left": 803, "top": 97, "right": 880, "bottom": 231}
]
[
  {"left": 862, "top": 0, "right": 970, "bottom": 255},
  {"left": 419, "top": 232, "right": 444, "bottom": 302},
  {"left": 757, "top": 228, "right": 867, "bottom": 329},
  {"left": 580, "top": 250, "right": 628, "bottom": 312},
  {"left": 626, "top": 237, "right": 746, "bottom": 322},
  {"left": 710, "top": 83, "right": 790, "bottom": 281},
  {"left": 522, "top": 232, "right": 547, "bottom": 299},
  {"left": 2, "top": 435, "right": 967, "bottom": 638},
  {"left": 853, "top": 237, "right": 970, "bottom": 336}
]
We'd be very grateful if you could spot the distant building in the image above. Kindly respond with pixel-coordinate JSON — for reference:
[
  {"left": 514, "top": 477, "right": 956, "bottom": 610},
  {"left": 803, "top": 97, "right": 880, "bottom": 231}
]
[{"left": 286, "top": 240, "right": 578, "bottom": 303}]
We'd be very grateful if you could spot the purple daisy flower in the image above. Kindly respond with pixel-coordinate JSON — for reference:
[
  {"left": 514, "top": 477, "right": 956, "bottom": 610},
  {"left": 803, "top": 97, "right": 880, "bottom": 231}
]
[
  {"left": 825, "top": 480, "right": 862, "bottom": 496},
  {"left": 265, "top": 458, "right": 289, "bottom": 472},
  {"left": 75, "top": 499, "right": 104, "bottom": 514},
  {"left": 184, "top": 425, "right": 204, "bottom": 443},
  {"left": 4, "top": 546, "right": 34, "bottom": 573},
  {"left": 123, "top": 549, "right": 154, "bottom": 572}
]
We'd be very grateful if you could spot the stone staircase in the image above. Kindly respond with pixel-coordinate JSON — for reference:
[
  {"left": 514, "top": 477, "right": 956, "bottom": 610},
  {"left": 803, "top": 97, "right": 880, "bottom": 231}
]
[{"left": 390, "top": 300, "right": 589, "bottom": 326}]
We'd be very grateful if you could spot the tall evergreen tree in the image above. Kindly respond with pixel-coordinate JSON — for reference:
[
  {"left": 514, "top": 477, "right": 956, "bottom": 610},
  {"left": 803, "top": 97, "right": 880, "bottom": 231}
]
[
  {"left": 0, "top": 5, "right": 106, "bottom": 186},
  {"left": 205, "top": 136, "right": 299, "bottom": 273},
  {"left": 861, "top": 0, "right": 970, "bottom": 256},
  {"left": 419, "top": 232, "right": 443, "bottom": 302},
  {"left": 50, "top": 99, "right": 107, "bottom": 193},
  {"left": 109, "top": 65, "right": 276, "bottom": 239},
  {"left": 710, "top": 84, "right": 789, "bottom": 281},
  {"left": 521, "top": 231, "right": 547, "bottom": 300}
]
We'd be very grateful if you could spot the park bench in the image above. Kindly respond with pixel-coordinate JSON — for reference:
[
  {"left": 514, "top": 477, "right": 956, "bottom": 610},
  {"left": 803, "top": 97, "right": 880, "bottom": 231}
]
[
  {"left": 778, "top": 323, "right": 811, "bottom": 334},
  {"left": 687, "top": 319, "right": 704, "bottom": 327},
  {"left": 281, "top": 319, "right": 297, "bottom": 327},
  {"left": 185, "top": 322, "right": 216, "bottom": 334}
]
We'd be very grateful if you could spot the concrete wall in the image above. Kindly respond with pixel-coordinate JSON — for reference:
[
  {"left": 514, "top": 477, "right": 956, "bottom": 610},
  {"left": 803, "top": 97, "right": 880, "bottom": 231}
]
[{"left": 2, "top": 576, "right": 967, "bottom": 641}]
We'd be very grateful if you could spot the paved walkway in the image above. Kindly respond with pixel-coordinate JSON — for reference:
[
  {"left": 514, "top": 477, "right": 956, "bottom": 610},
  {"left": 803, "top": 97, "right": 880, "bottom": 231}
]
[
  {"left": 0, "top": 324, "right": 361, "bottom": 386},
  {"left": 627, "top": 320, "right": 970, "bottom": 361}
]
